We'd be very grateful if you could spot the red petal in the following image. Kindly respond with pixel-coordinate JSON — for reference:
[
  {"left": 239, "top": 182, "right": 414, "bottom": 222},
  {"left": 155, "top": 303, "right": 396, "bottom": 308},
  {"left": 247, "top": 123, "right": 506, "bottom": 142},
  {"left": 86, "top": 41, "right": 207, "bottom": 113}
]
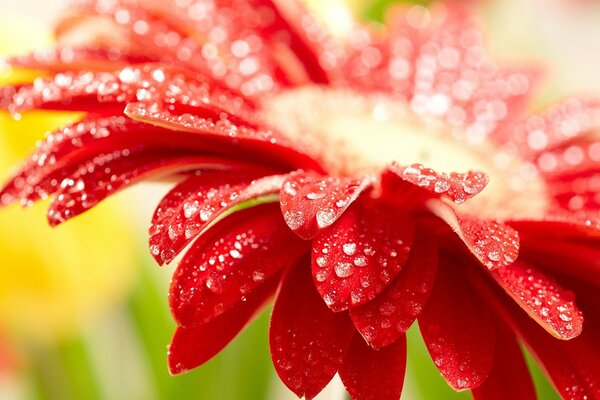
[
  {"left": 168, "top": 276, "right": 277, "bottom": 375},
  {"left": 509, "top": 210, "right": 600, "bottom": 239},
  {"left": 150, "top": 171, "right": 285, "bottom": 265},
  {"left": 471, "top": 321, "right": 536, "bottom": 400},
  {"left": 339, "top": 334, "right": 407, "bottom": 400},
  {"left": 47, "top": 151, "right": 235, "bottom": 226},
  {"left": 124, "top": 101, "right": 322, "bottom": 172},
  {"left": 269, "top": 260, "right": 354, "bottom": 399},
  {"left": 492, "top": 261, "right": 583, "bottom": 340},
  {"left": 428, "top": 199, "right": 519, "bottom": 270},
  {"left": 510, "top": 97, "right": 600, "bottom": 158},
  {"left": 520, "top": 238, "right": 600, "bottom": 287},
  {"left": 383, "top": 163, "right": 489, "bottom": 205},
  {"left": 537, "top": 142, "right": 600, "bottom": 181},
  {"left": 312, "top": 200, "right": 415, "bottom": 311},
  {"left": 8, "top": 64, "right": 256, "bottom": 119},
  {"left": 409, "top": 5, "right": 537, "bottom": 141},
  {"left": 8, "top": 46, "right": 157, "bottom": 72},
  {"left": 350, "top": 233, "right": 437, "bottom": 348},
  {"left": 169, "top": 204, "right": 307, "bottom": 327},
  {"left": 280, "top": 170, "right": 372, "bottom": 239},
  {"left": 418, "top": 256, "right": 495, "bottom": 390},
  {"left": 484, "top": 277, "right": 600, "bottom": 400}
]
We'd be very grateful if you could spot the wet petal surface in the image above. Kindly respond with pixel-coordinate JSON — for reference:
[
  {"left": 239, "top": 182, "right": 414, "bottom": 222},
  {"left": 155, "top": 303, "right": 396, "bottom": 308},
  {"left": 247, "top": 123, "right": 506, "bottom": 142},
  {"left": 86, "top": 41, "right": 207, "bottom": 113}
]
[
  {"left": 270, "top": 261, "right": 354, "bottom": 400},
  {"left": 312, "top": 200, "right": 415, "bottom": 311}
]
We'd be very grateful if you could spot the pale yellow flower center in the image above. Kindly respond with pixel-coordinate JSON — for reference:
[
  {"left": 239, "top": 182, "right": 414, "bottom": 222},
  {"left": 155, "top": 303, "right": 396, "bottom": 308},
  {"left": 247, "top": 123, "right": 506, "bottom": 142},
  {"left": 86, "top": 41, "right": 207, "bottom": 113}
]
[{"left": 262, "top": 86, "right": 549, "bottom": 219}]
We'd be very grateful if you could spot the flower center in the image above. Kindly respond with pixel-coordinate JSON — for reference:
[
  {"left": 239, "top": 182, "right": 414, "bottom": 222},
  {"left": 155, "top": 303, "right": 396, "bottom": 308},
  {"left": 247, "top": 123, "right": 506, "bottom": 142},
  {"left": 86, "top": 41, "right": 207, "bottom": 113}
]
[{"left": 261, "top": 86, "right": 549, "bottom": 219}]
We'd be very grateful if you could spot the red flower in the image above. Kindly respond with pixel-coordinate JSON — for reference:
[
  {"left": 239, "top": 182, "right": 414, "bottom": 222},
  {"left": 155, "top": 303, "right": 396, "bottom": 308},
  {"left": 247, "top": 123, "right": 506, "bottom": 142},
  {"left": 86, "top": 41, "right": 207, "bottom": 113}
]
[{"left": 2, "top": 1, "right": 600, "bottom": 399}]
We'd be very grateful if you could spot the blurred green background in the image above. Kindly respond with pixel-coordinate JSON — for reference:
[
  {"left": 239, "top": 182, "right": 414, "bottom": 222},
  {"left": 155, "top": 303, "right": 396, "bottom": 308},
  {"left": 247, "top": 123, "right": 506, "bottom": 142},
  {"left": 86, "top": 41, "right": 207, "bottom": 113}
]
[{"left": 2, "top": 0, "right": 599, "bottom": 398}]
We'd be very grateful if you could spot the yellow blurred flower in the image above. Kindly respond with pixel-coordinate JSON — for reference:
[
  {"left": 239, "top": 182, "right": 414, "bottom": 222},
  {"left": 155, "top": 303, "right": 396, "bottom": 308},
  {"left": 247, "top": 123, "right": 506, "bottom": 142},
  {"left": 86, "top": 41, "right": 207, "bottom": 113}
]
[{"left": 0, "top": 12, "right": 137, "bottom": 342}]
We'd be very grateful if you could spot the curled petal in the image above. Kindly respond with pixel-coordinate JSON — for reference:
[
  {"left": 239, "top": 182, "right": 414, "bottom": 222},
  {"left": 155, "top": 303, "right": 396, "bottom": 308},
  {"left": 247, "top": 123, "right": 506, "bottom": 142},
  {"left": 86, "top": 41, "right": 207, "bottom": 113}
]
[
  {"left": 350, "top": 233, "right": 437, "bottom": 348},
  {"left": 150, "top": 171, "right": 286, "bottom": 265},
  {"left": 384, "top": 163, "right": 489, "bottom": 205},
  {"left": 427, "top": 199, "right": 519, "bottom": 270},
  {"left": 168, "top": 276, "right": 277, "bottom": 374},
  {"left": 312, "top": 199, "right": 415, "bottom": 312},
  {"left": 492, "top": 261, "right": 583, "bottom": 340},
  {"left": 270, "top": 260, "right": 354, "bottom": 400},
  {"left": 339, "top": 334, "right": 407, "bottom": 400},
  {"left": 418, "top": 257, "right": 495, "bottom": 390},
  {"left": 169, "top": 204, "right": 307, "bottom": 327},
  {"left": 280, "top": 170, "right": 372, "bottom": 239}
]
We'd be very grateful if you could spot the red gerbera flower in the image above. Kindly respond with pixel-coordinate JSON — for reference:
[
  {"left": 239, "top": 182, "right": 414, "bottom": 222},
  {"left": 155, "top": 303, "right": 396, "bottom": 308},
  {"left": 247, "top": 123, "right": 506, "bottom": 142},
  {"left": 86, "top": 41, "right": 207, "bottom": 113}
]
[{"left": 2, "top": 1, "right": 600, "bottom": 399}]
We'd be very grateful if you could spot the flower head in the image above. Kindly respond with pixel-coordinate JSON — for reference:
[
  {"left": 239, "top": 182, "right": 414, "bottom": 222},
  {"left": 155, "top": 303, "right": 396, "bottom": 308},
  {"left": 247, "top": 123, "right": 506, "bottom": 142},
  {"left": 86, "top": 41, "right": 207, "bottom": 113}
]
[{"left": 2, "top": 1, "right": 600, "bottom": 399}]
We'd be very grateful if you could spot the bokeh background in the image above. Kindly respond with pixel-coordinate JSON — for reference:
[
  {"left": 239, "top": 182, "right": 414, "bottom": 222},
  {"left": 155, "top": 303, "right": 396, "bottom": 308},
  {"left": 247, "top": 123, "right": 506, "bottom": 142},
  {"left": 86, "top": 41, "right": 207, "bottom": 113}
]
[{"left": 1, "top": 0, "right": 599, "bottom": 399}]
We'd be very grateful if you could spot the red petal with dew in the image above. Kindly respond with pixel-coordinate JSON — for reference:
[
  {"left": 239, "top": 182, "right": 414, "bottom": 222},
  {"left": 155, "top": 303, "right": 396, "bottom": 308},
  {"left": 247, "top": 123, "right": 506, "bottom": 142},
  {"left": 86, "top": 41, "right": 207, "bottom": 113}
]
[
  {"left": 47, "top": 151, "right": 234, "bottom": 226},
  {"left": 427, "top": 199, "right": 519, "bottom": 270},
  {"left": 492, "top": 261, "right": 583, "bottom": 340},
  {"left": 350, "top": 233, "right": 437, "bottom": 348},
  {"left": 168, "top": 276, "right": 277, "bottom": 374},
  {"left": 150, "top": 171, "right": 285, "bottom": 265},
  {"left": 479, "top": 275, "right": 600, "bottom": 400},
  {"left": 312, "top": 200, "right": 415, "bottom": 311},
  {"left": 418, "top": 256, "right": 495, "bottom": 390},
  {"left": 339, "top": 334, "right": 407, "bottom": 400},
  {"left": 383, "top": 163, "right": 489, "bottom": 205},
  {"left": 169, "top": 204, "right": 307, "bottom": 327},
  {"left": 269, "top": 260, "right": 354, "bottom": 399},
  {"left": 280, "top": 170, "right": 372, "bottom": 239},
  {"left": 8, "top": 46, "right": 157, "bottom": 72},
  {"left": 125, "top": 101, "right": 322, "bottom": 172},
  {"left": 510, "top": 96, "right": 600, "bottom": 158},
  {"left": 410, "top": 5, "right": 537, "bottom": 141},
  {"left": 471, "top": 320, "right": 536, "bottom": 400}
]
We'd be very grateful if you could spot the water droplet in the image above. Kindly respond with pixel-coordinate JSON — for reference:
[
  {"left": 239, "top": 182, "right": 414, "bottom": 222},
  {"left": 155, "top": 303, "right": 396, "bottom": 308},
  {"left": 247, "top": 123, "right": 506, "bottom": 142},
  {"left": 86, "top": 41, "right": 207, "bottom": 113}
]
[
  {"left": 316, "top": 208, "right": 336, "bottom": 228},
  {"left": 342, "top": 243, "right": 357, "bottom": 255},
  {"left": 335, "top": 262, "right": 353, "bottom": 278}
]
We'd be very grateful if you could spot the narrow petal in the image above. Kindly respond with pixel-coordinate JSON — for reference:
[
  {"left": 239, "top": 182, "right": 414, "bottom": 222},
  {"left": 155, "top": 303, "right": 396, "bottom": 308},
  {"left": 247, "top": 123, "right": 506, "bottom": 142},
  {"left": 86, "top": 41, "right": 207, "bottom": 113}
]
[
  {"left": 168, "top": 276, "right": 277, "bottom": 375},
  {"left": 427, "top": 199, "right": 519, "bottom": 270},
  {"left": 510, "top": 97, "right": 600, "bottom": 158},
  {"left": 350, "top": 233, "right": 437, "bottom": 348},
  {"left": 537, "top": 142, "right": 600, "bottom": 181},
  {"left": 312, "top": 200, "right": 415, "bottom": 311},
  {"left": 270, "top": 260, "right": 354, "bottom": 399},
  {"left": 519, "top": 233, "right": 600, "bottom": 287},
  {"left": 418, "top": 256, "right": 495, "bottom": 390},
  {"left": 492, "top": 261, "right": 583, "bottom": 340},
  {"left": 339, "top": 334, "right": 407, "bottom": 400},
  {"left": 125, "top": 101, "right": 322, "bottom": 172},
  {"left": 169, "top": 204, "right": 307, "bottom": 327},
  {"left": 383, "top": 163, "right": 489, "bottom": 205},
  {"left": 150, "top": 171, "right": 285, "bottom": 265},
  {"left": 8, "top": 46, "right": 157, "bottom": 72},
  {"left": 484, "top": 277, "right": 600, "bottom": 400},
  {"left": 471, "top": 321, "right": 536, "bottom": 400},
  {"left": 7, "top": 64, "right": 257, "bottom": 119},
  {"left": 509, "top": 210, "right": 600, "bottom": 239},
  {"left": 47, "top": 151, "right": 231, "bottom": 226},
  {"left": 280, "top": 170, "right": 372, "bottom": 239}
]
